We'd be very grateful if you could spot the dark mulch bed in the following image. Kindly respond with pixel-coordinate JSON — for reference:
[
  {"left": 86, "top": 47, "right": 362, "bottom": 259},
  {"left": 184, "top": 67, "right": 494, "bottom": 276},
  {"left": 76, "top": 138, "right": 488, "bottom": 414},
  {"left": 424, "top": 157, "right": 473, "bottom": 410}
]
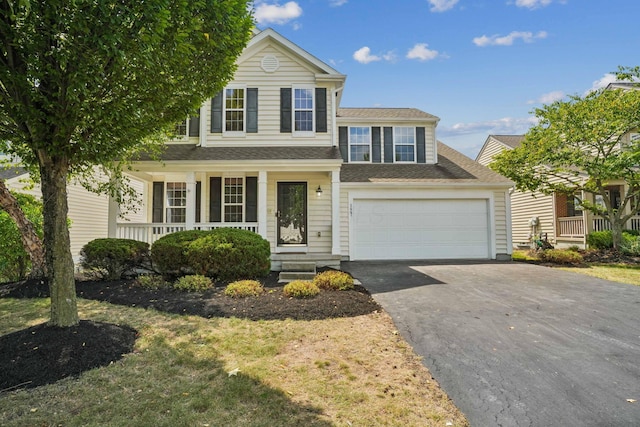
[{"left": 0, "top": 271, "right": 381, "bottom": 393}]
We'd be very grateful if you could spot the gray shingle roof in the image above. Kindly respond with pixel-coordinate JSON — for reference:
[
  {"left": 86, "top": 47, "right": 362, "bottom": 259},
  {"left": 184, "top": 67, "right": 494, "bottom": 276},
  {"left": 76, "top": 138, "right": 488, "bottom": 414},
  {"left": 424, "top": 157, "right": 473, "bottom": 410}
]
[
  {"left": 134, "top": 145, "right": 343, "bottom": 162},
  {"left": 0, "top": 166, "right": 27, "bottom": 180},
  {"left": 337, "top": 108, "right": 439, "bottom": 121},
  {"left": 491, "top": 135, "right": 524, "bottom": 149},
  {"left": 341, "top": 142, "right": 511, "bottom": 184}
]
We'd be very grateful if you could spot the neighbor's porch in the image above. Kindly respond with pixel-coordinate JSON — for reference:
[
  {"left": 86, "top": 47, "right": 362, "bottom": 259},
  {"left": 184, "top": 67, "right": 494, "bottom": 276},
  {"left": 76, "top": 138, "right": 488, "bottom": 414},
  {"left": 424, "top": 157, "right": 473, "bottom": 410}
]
[
  {"left": 554, "top": 186, "right": 640, "bottom": 247},
  {"left": 109, "top": 168, "right": 342, "bottom": 270}
]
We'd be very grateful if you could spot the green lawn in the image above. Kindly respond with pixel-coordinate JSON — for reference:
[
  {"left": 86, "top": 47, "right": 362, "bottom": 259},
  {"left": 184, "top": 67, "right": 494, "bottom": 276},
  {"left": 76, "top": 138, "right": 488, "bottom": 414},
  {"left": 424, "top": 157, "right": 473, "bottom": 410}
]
[
  {"left": 0, "top": 297, "right": 467, "bottom": 427},
  {"left": 558, "top": 264, "right": 640, "bottom": 286}
]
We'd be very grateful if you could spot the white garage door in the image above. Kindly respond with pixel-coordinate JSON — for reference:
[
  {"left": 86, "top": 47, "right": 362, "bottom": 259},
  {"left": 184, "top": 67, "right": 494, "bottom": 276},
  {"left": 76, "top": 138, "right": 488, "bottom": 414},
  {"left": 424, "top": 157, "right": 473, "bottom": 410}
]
[{"left": 351, "top": 199, "right": 490, "bottom": 260}]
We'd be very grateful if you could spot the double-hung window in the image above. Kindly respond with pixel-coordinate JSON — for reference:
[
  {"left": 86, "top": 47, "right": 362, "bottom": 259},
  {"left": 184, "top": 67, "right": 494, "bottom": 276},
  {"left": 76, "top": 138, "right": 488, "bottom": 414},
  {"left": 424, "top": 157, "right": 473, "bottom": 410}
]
[
  {"left": 294, "top": 87, "right": 314, "bottom": 134},
  {"left": 166, "top": 182, "right": 187, "bottom": 223},
  {"left": 224, "top": 87, "right": 245, "bottom": 133},
  {"left": 224, "top": 177, "right": 244, "bottom": 222},
  {"left": 349, "top": 127, "right": 371, "bottom": 162},
  {"left": 394, "top": 127, "right": 416, "bottom": 162}
]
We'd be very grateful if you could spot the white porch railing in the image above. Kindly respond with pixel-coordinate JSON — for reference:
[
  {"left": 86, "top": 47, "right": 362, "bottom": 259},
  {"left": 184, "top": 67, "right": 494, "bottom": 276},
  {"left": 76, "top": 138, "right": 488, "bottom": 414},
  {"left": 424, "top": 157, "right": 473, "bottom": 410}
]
[
  {"left": 557, "top": 217, "right": 584, "bottom": 238},
  {"left": 592, "top": 215, "right": 640, "bottom": 232},
  {"left": 116, "top": 222, "right": 259, "bottom": 245}
]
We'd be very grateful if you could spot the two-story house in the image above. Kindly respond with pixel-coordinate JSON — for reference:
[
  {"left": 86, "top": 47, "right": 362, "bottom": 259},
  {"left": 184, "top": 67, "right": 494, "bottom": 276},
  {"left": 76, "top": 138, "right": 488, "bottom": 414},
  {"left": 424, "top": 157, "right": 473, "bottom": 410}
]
[{"left": 113, "top": 28, "right": 513, "bottom": 269}]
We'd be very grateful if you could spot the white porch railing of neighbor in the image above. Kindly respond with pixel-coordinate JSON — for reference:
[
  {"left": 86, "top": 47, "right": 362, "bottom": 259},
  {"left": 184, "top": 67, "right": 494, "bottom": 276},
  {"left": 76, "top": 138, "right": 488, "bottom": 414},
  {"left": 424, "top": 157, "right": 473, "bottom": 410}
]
[
  {"left": 116, "top": 222, "right": 259, "bottom": 245},
  {"left": 557, "top": 217, "right": 584, "bottom": 237},
  {"left": 592, "top": 215, "right": 640, "bottom": 232}
]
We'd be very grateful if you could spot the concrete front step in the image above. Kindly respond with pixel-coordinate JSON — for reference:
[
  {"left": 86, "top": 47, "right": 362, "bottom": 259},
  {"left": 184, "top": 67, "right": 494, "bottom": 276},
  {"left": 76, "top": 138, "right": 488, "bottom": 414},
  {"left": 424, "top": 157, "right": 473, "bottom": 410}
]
[
  {"left": 281, "top": 261, "right": 317, "bottom": 272},
  {"left": 278, "top": 271, "right": 316, "bottom": 282}
]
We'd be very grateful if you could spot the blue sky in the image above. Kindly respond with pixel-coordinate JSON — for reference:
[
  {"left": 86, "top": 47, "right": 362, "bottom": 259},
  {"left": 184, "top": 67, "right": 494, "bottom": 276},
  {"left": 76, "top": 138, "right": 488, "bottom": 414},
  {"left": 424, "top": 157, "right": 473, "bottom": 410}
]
[{"left": 251, "top": 0, "right": 640, "bottom": 158}]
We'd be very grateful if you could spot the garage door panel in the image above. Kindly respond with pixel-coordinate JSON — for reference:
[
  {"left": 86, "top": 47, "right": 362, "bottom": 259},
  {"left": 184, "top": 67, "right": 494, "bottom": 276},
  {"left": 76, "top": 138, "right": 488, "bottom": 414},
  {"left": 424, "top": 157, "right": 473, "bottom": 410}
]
[{"left": 352, "top": 199, "right": 489, "bottom": 260}]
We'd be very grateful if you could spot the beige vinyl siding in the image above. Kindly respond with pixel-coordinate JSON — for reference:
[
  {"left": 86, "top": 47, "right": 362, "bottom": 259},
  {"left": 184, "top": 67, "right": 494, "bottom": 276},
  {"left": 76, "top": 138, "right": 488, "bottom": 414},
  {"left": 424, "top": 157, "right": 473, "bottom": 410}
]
[
  {"left": 492, "top": 190, "right": 509, "bottom": 255},
  {"left": 339, "top": 188, "right": 350, "bottom": 257},
  {"left": 476, "top": 137, "right": 507, "bottom": 166},
  {"left": 265, "top": 172, "right": 332, "bottom": 254},
  {"left": 201, "top": 44, "right": 335, "bottom": 147},
  {"left": 120, "top": 178, "right": 146, "bottom": 222},
  {"left": 425, "top": 124, "right": 437, "bottom": 163},
  {"left": 511, "top": 190, "right": 554, "bottom": 246}
]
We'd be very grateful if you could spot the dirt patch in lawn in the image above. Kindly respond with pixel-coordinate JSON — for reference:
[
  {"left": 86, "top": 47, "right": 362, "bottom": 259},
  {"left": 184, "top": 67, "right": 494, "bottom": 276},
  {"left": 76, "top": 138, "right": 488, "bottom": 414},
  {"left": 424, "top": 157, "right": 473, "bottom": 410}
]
[{"left": 0, "top": 271, "right": 381, "bottom": 393}]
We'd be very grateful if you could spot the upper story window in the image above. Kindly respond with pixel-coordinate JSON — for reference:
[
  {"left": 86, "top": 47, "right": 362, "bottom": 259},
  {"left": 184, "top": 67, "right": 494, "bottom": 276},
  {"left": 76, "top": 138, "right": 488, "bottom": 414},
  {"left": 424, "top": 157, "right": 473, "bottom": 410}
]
[
  {"left": 294, "top": 87, "right": 314, "bottom": 133},
  {"left": 173, "top": 112, "right": 200, "bottom": 138},
  {"left": 224, "top": 87, "right": 245, "bottom": 133},
  {"left": 224, "top": 177, "right": 244, "bottom": 222},
  {"left": 174, "top": 120, "right": 188, "bottom": 137},
  {"left": 349, "top": 127, "right": 371, "bottom": 162},
  {"left": 630, "top": 133, "right": 640, "bottom": 143},
  {"left": 166, "top": 182, "right": 187, "bottom": 223},
  {"left": 394, "top": 127, "right": 416, "bottom": 162}
]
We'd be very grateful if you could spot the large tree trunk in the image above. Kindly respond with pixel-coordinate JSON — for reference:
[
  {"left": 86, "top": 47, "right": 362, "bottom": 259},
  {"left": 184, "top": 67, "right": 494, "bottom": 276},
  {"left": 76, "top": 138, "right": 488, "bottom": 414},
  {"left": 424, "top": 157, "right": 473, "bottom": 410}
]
[
  {"left": 0, "top": 178, "right": 46, "bottom": 278},
  {"left": 39, "top": 159, "right": 78, "bottom": 327},
  {"left": 610, "top": 217, "right": 624, "bottom": 250}
]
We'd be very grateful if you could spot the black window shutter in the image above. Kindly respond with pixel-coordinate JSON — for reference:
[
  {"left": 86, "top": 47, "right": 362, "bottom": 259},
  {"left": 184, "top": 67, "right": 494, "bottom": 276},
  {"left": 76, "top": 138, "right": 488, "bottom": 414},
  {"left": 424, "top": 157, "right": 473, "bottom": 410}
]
[
  {"left": 195, "top": 181, "right": 201, "bottom": 223},
  {"left": 247, "top": 88, "right": 258, "bottom": 133},
  {"left": 315, "top": 88, "right": 327, "bottom": 133},
  {"left": 280, "top": 88, "right": 292, "bottom": 133},
  {"left": 416, "top": 127, "right": 426, "bottom": 163},
  {"left": 209, "top": 177, "right": 221, "bottom": 222},
  {"left": 152, "top": 182, "right": 164, "bottom": 223},
  {"left": 372, "top": 127, "right": 381, "bottom": 163},
  {"left": 210, "top": 91, "right": 223, "bottom": 133},
  {"left": 338, "top": 126, "right": 348, "bottom": 162},
  {"left": 383, "top": 127, "right": 393, "bottom": 163},
  {"left": 188, "top": 109, "right": 200, "bottom": 137},
  {"left": 245, "top": 177, "right": 258, "bottom": 222}
]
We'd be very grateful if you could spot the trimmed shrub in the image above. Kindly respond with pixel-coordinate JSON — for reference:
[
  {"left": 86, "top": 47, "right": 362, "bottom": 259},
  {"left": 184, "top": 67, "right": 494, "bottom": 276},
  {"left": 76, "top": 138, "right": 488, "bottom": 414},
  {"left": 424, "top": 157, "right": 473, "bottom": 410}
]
[
  {"left": 150, "top": 230, "right": 212, "bottom": 276},
  {"left": 134, "top": 274, "right": 167, "bottom": 290},
  {"left": 283, "top": 280, "right": 319, "bottom": 298},
  {"left": 313, "top": 270, "right": 354, "bottom": 291},
  {"left": 186, "top": 228, "right": 271, "bottom": 281},
  {"left": 537, "top": 249, "right": 583, "bottom": 264},
  {"left": 173, "top": 274, "right": 214, "bottom": 292},
  {"left": 586, "top": 231, "right": 613, "bottom": 249},
  {"left": 620, "top": 234, "right": 640, "bottom": 256},
  {"left": 81, "top": 238, "right": 149, "bottom": 280},
  {"left": 224, "top": 280, "right": 264, "bottom": 298},
  {"left": 0, "top": 192, "right": 43, "bottom": 282}
]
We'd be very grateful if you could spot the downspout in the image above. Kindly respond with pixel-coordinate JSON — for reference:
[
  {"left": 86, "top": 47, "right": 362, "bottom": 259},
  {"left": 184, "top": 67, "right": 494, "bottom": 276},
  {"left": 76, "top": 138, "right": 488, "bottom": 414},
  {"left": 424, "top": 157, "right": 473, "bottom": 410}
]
[{"left": 332, "top": 84, "right": 345, "bottom": 147}]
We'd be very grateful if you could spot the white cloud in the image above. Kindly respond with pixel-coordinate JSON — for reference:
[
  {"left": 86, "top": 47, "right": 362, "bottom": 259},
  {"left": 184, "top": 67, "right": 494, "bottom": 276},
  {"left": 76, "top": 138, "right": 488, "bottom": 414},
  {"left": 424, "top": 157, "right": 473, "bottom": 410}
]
[
  {"left": 254, "top": 1, "right": 302, "bottom": 25},
  {"left": 527, "top": 90, "right": 565, "bottom": 104},
  {"left": 353, "top": 47, "right": 395, "bottom": 64},
  {"left": 514, "top": 0, "right": 552, "bottom": 9},
  {"left": 353, "top": 47, "right": 381, "bottom": 64},
  {"left": 473, "top": 30, "right": 547, "bottom": 47},
  {"left": 406, "top": 43, "right": 440, "bottom": 61},
  {"left": 329, "top": 0, "right": 348, "bottom": 6},
  {"left": 588, "top": 73, "right": 618, "bottom": 92},
  {"left": 428, "top": 0, "right": 459, "bottom": 12},
  {"left": 439, "top": 117, "right": 538, "bottom": 137}
]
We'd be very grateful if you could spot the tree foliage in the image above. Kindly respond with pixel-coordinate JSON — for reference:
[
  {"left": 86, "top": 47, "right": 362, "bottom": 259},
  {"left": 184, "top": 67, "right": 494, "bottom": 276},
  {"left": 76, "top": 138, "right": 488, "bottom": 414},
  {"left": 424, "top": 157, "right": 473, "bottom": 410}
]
[
  {"left": 490, "top": 67, "right": 640, "bottom": 249},
  {"left": 0, "top": 0, "right": 253, "bottom": 326}
]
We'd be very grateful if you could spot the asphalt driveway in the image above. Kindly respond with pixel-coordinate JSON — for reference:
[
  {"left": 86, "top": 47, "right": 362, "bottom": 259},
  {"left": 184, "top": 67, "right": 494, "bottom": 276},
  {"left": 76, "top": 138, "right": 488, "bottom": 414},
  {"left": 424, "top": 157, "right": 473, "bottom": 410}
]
[{"left": 342, "top": 261, "right": 640, "bottom": 427}]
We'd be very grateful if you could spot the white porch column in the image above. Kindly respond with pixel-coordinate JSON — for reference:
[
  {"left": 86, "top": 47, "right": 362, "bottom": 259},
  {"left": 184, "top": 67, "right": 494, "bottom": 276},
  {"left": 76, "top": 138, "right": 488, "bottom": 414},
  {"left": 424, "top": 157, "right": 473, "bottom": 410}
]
[
  {"left": 258, "top": 170, "right": 268, "bottom": 239},
  {"left": 185, "top": 172, "right": 196, "bottom": 230},
  {"left": 331, "top": 169, "right": 341, "bottom": 256},
  {"left": 107, "top": 193, "right": 119, "bottom": 238}
]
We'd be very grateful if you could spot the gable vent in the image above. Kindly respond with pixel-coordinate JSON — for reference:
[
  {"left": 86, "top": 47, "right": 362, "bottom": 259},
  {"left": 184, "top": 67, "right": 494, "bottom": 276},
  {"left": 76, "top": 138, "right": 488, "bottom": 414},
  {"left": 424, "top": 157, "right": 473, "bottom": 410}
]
[{"left": 261, "top": 55, "right": 280, "bottom": 73}]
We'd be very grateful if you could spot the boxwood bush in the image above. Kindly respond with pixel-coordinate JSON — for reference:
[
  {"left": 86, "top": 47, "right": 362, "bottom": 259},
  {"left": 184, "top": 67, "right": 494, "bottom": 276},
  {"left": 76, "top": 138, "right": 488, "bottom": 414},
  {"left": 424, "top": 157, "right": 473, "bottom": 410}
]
[
  {"left": 283, "top": 280, "right": 319, "bottom": 298},
  {"left": 537, "top": 249, "right": 583, "bottom": 264},
  {"left": 587, "top": 230, "right": 640, "bottom": 251},
  {"left": 173, "top": 274, "right": 214, "bottom": 292},
  {"left": 313, "top": 270, "right": 354, "bottom": 291},
  {"left": 150, "top": 230, "right": 212, "bottom": 276},
  {"left": 186, "top": 228, "right": 270, "bottom": 281},
  {"left": 81, "top": 238, "right": 149, "bottom": 280},
  {"left": 224, "top": 279, "right": 264, "bottom": 298}
]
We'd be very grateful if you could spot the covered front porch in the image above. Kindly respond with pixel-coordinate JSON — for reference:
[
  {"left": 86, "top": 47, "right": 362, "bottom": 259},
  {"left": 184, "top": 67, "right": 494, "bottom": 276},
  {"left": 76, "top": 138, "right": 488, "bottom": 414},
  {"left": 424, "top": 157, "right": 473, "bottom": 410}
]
[
  {"left": 554, "top": 185, "right": 640, "bottom": 247},
  {"left": 109, "top": 163, "right": 343, "bottom": 270}
]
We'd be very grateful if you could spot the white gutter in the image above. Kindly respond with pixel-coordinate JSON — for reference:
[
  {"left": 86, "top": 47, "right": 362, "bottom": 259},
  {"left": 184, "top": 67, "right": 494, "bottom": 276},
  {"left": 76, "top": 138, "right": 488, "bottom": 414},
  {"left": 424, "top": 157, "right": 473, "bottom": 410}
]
[{"left": 332, "top": 84, "right": 345, "bottom": 147}]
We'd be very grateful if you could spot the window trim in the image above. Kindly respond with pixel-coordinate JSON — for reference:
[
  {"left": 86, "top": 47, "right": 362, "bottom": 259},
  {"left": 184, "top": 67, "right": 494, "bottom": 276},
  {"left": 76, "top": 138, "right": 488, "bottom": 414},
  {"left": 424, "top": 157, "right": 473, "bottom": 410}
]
[
  {"left": 292, "top": 85, "right": 315, "bottom": 136},
  {"left": 223, "top": 85, "right": 246, "bottom": 136},
  {"left": 165, "top": 182, "right": 187, "bottom": 224},
  {"left": 393, "top": 126, "right": 417, "bottom": 163},
  {"left": 222, "top": 176, "right": 245, "bottom": 223},
  {"left": 348, "top": 126, "right": 372, "bottom": 163}
]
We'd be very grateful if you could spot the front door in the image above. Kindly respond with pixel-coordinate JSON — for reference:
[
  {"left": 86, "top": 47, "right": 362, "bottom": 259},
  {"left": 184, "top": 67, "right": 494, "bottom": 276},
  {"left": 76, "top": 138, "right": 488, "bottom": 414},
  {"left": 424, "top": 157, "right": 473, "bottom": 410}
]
[{"left": 277, "top": 182, "right": 307, "bottom": 245}]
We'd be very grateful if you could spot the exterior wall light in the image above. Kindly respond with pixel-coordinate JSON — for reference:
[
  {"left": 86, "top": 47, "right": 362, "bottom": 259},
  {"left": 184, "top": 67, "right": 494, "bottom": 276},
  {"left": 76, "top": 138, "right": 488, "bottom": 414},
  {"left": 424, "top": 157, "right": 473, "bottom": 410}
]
[{"left": 316, "top": 185, "right": 323, "bottom": 197}]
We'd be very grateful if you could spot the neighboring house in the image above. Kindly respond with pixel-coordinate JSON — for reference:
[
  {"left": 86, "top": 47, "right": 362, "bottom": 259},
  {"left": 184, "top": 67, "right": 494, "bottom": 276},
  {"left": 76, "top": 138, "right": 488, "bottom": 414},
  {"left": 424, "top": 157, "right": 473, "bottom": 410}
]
[
  {"left": 113, "top": 28, "right": 513, "bottom": 268},
  {"left": 477, "top": 134, "right": 640, "bottom": 248},
  {"left": 2, "top": 166, "right": 112, "bottom": 264}
]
